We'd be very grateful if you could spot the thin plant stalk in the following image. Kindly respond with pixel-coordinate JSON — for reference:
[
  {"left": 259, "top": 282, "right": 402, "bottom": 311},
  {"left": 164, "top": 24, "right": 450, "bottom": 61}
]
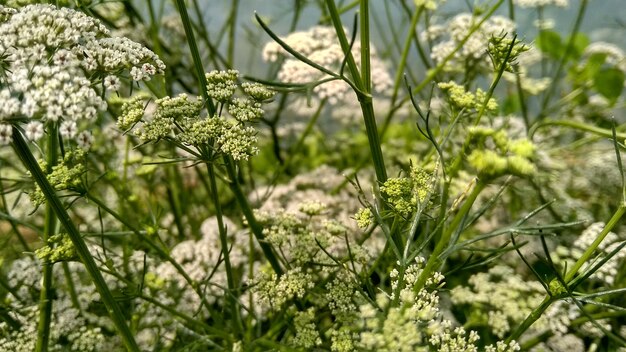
[
  {"left": 175, "top": 0, "right": 283, "bottom": 276},
  {"left": 11, "top": 127, "right": 140, "bottom": 352},
  {"left": 537, "top": 0, "right": 588, "bottom": 119},
  {"left": 507, "top": 204, "right": 626, "bottom": 342},
  {"left": 414, "top": 179, "right": 487, "bottom": 291},
  {"left": 35, "top": 123, "right": 59, "bottom": 352},
  {"left": 564, "top": 205, "right": 626, "bottom": 282},
  {"left": 206, "top": 162, "right": 243, "bottom": 335},
  {"left": 324, "top": 0, "right": 388, "bottom": 185}
]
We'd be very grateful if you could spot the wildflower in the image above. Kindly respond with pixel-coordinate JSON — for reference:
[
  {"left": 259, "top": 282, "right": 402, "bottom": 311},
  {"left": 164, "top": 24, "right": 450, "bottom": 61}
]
[
  {"left": 241, "top": 82, "right": 275, "bottom": 101},
  {"left": 35, "top": 233, "right": 77, "bottom": 263},
  {"left": 104, "top": 75, "right": 121, "bottom": 91},
  {"left": 205, "top": 69, "right": 239, "bottom": 102},
  {"left": 228, "top": 98, "right": 264, "bottom": 122},
  {"left": 254, "top": 267, "right": 314, "bottom": 308},
  {"left": 291, "top": 308, "right": 322, "bottom": 349},
  {"left": 60, "top": 120, "right": 78, "bottom": 139},
  {"left": 117, "top": 96, "right": 146, "bottom": 130},
  {"left": 513, "top": 0, "right": 568, "bottom": 7},
  {"left": 0, "top": 4, "right": 164, "bottom": 140},
  {"left": 354, "top": 207, "right": 373, "bottom": 229},
  {"left": 0, "top": 124, "right": 12, "bottom": 145},
  {"left": 24, "top": 121, "right": 44, "bottom": 141},
  {"left": 262, "top": 26, "right": 392, "bottom": 103},
  {"left": 76, "top": 131, "right": 94, "bottom": 150},
  {"left": 216, "top": 121, "right": 258, "bottom": 161}
]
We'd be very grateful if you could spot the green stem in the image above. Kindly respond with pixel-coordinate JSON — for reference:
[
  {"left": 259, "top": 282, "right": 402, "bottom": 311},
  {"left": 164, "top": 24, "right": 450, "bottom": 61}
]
[
  {"left": 506, "top": 296, "right": 554, "bottom": 343},
  {"left": 176, "top": 0, "right": 283, "bottom": 276},
  {"left": 564, "top": 205, "right": 626, "bottom": 282},
  {"left": 538, "top": 0, "right": 588, "bottom": 118},
  {"left": 360, "top": 0, "right": 371, "bottom": 92},
  {"left": 83, "top": 191, "right": 219, "bottom": 318},
  {"left": 473, "top": 34, "right": 518, "bottom": 126},
  {"left": 227, "top": 0, "right": 239, "bottom": 66},
  {"left": 414, "top": 179, "right": 486, "bottom": 291},
  {"left": 35, "top": 123, "right": 59, "bottom": 352},
  {"left": 11, "top": 127, "right": 140, "bottom": 352},
  {"left": 509, "top": 205, "right": 625, "bottom": 343},
  {"left": 206, "top": 162, "right": 243, "bottom": 335},
  {"left": 390, "top": 6, "right": 422, "bottom": 107},
  {"left": 325, "top": 0, "right": 388, "bottom": 185},
  {"left": 224, "top": 159, "right": 284, "bottom": 276},
  {"left": 529, "top": 119, "right": 626, "bottom": 141}
]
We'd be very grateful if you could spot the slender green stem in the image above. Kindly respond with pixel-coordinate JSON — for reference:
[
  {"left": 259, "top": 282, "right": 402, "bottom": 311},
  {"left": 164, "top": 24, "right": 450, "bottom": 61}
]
[
  {"left": 414, "top": 179, "right": 486, "bottom": 291},
  {"left": 176, "top": 0, "right": 283, "bottom": 276},
  {"left": 174, "top": 0, "right": 215, "bottom": 114},
  {"left": 224, "top": 159, "right": 284, "bottom": 276},
  {"left": 390, "top": 6, "right": 423, "bottom": 107},
  {"left": 325, "top": 0, "right": 388, "bottom": 185},
  {"left": 473, "top": 34, "right": 518, "bottom": 126},
  {"left": 509, "top": 205, "right": 625, "bottom": 342},
  {"left": 206, "top": 162, "right": 243, "bottom": 336},
  {"left": 36, "top": 123, "right": 59, "bottom": 352},
  {"left": 360, "top": 0, "right": 371, "bottom": 92},
  {"left": 564, "top": 205, "right": 626, "bottom": 282},
  {"left": 227, "top": 0, "right": 239, "bottom": 66},
  {"left": 0, "top": 174, "right": 31, "bottom": 251},
  {"left": 529, "top": 119, "right": 626, "bottom": 141},
  {"left": 11, "top": 127, "right": 139, "bottom": 352},
  {"left": 506, "top": 296, "right": 554, "bottom": 343},
  {"left": 538, "top": 0, "right": 588, "bottom": 118}
]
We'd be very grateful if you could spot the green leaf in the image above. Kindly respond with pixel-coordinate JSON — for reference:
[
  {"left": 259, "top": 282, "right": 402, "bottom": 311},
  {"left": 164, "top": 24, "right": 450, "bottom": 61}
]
[
  {"left": 593, "top": 67, "right": 625, "bottom": 105},
  {"left": 568, "top": 32, "right": 589, "bottom": 58},
  {"left": 536, "top": 30, "right": 563, "bottom": 59},
  {"left": 583, "top": 52, "right": 608, "bottom": 80}
]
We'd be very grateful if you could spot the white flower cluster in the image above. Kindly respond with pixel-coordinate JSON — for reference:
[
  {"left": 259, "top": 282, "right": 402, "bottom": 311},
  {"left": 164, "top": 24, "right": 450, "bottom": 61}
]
[
  {"left": 262, "top": 26, "right": 392, "bottom": 104},
  {"left": 555, "top": 222, "right": 625, "bottom": 285},
  {"left": 583, "top": 41, "right": 626, "bottom": 73},
  {"left": 450, "top": 265, "right": 545, "bottom": 338},
  {"left": 425, "top": 13, "right": 516, "bottom": 73},
  {"left": 0, "top": 4, "right": 164, "bottom": 145},
  {"left": 153, "top": 216, "right": 248, "bottom": 312},
  {"left": 513, "top": 0, "right": 569, "bottom": 7},
  {"left": 253, "top": 267, "right": 315, "bottom": 308},
  {"left": 356, "top": 259, "right": 520, "bottom": 351},
  {"left": 0, "top": 256, "right": 123, "bottom": 351}
]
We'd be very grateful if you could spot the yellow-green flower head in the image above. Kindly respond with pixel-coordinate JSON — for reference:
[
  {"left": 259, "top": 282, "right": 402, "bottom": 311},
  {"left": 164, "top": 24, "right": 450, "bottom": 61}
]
[
  {"left": 467, "top": 127, "right": 536, "bottom": 179},
  {"left": 354, "top": 207, "right": 373, "bottom": 229},
  {"left": 205, "top": 69, "right": 239, "bottom": 102}
]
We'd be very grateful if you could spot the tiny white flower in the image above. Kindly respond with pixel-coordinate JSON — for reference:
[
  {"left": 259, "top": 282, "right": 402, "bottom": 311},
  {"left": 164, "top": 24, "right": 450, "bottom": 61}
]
[
  {"left": 103, "top": 75, "right": 121, "bottom": 91},
  {"left": 60, "top": 120, "right": 77, "bottom": 138},
  {"left": 141, "top": 63, "right": 156, "bottom": 79},
  {"left": 76, "top": 130, "right": 94, "bottom": 150},
  {"left": 130, "top": 66, "right": 144, "bottom": 81},
  {"left": 24, "top": 121, "right": 44, "bottom": 141},
  {"left": 46, "top": 105, "right": 63, "bottom": 122},
  {"left": 0, "top": 124, "right": 12, "bottom": 145}
]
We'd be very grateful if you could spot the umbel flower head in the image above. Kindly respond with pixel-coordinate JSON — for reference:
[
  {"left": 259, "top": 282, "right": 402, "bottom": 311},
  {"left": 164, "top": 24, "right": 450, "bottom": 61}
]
[
  {"left": 262, "top": 26, "right": 392, "bottom": 104},
  {"left": 119, "top": 70, "right": 275, "bottom": 161},
  {"left": 0, "top": 4, "right": 164, "bottom": 145}
]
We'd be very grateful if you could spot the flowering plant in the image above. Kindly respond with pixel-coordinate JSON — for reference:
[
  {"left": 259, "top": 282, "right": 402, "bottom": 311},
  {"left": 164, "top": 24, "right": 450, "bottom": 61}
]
[{"left": 1, "top": 0, "right": 625, "bottom": 351}]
